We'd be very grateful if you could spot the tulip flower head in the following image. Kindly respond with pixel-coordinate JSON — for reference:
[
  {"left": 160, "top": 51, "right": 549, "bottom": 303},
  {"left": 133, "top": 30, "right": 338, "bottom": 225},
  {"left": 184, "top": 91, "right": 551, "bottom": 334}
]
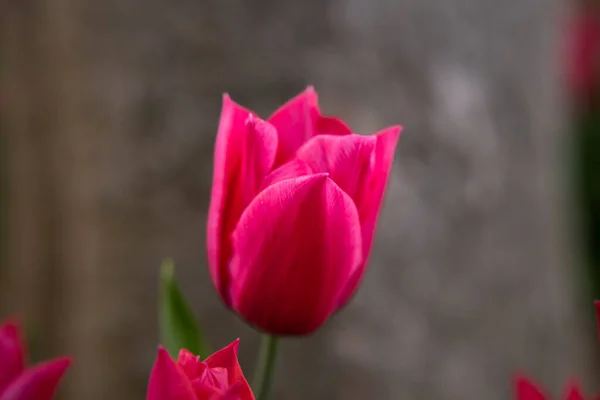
[
  {"left": 147, "top": 339, "right": 254, "bottom": 400},
  {"left": 207, "top": 86, "right": 401, "bottom": 335},
  {"left": 0, "top": 319, "right": 70, "bottom": 400}
]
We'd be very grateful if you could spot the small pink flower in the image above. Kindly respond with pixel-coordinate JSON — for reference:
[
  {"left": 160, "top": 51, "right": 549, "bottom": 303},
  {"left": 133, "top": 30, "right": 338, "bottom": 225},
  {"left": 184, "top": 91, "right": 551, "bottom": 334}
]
[
  {"left": 147, "top": 340, "right": 254, "bottom": 400},
  {"left": 514, "top": 376, "right": 585, "bottom": 400},
  {"left": 0, "top": 320, "right": 71, "bottom": 400},
  {"left": 207, "top": 86, "right": 401, "bottom": 335},
  {"left": 513, "top": 301, "right": 600, "bottom": 400}
]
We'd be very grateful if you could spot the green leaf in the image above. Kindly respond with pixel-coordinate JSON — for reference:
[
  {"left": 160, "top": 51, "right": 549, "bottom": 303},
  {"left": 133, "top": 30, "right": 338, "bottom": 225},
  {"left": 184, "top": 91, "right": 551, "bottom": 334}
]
[{"left": 159, "top": 259, "right": 209, "bottom": 359}]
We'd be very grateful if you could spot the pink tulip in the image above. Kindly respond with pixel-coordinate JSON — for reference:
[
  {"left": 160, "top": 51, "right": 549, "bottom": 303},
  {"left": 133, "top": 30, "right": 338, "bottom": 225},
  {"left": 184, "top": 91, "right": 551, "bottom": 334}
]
[
  {"left": 0, "top": 320, "right": 71, "bottom": 400},
  {"left": 147, "top": 340, "right": 254, "bottom": 400},
  {"left": 207, "top": 86, "right": 401, "bottom": 335}
]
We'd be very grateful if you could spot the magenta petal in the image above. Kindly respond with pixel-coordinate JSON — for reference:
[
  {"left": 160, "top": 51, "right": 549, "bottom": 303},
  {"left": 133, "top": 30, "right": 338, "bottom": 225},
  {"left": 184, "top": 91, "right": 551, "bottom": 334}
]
[
  {"left": 260, "top": 159, "right": 313, "bottom": 190},
  {"left": 190, "top": 382, "right": 218, "bottom": 399},
  {"left": 595, "top": 300, "right": 600, "bottom": 344},
  {"left": 207, "top": 95, "right": 278, "bottom": 305},
  {"left": 177, "top": 349, "right": 200, "bottom": 380},
  {"left": 565, "top": 381, "right": 584, "bottom": 400},
  {"left": 268, "top": 87, "right": 352, "bottom": 166},
  {"left": 295, "top": 133, "right": 377, "bottom": 212},
  {"left": 147, "top": 348, "right": 196, "bottom": 400},
  {"left": 203, "top": 339, "right": 253, "bottom": 399},
  {"left": 0, "top": 321, "right": 25, "bottom": 394},
  {"left": 219, "top": 382, "right": 249, "bottom": 400},
  {"left": 230, "top": 174, "right": 363, "bottom": 335},
  {"left": 315, "top": 114, "right": 353, "bottom": 137},
  {"left": 336, "top": 126, "right": 401, "bottom": 308},
  {"left": 0, "top": 358, "right": 70, "bottom": 400},
  {"left": 514, "top": 377, "right": 546, "bottom": 400}
]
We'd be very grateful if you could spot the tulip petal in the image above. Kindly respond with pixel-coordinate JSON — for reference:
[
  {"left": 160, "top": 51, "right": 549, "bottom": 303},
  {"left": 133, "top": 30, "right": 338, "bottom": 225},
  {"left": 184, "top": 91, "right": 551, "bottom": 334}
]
[
  {"left": 514, "top": 377, "right": 546, "bottom": 400},
  {"left": 203, "top": 339, "right": 253, "bottom": 399},
  {"left": 0, "top": 358, "right": 70, "bottom": 400},
  {"left": 147, "top": 348, "right": 197, "bottom": 400},
  {"left": 595, "top": 300, "right": 600, "bottom": 344},
  {"left": 219, "top": 382, "right": 250, "bottom": 400},
  {"left": 565, "top": 380, "right": 585, "bottom": 400},
  {"left": 207, "top": 95, "right": 278, "bottom": 305},
  {"left": 336, "top": 126, "right": 401, "bottom": 307},
  {"left": 0, "top": 321, "right": 25, "bottom": 394},
  {"left": 260, "top": 159, "right": 313, "bottom": 190},
  {"left": 191, "top": 383, "right": 218, "bottom": 399},
  {"left": 177, "top": 349, "right": 200, "bottom": 380},
  {"left": 268, "top": 86, "right": 352, "bottom": 165},
  {"left": 295, "top": 133, "right": 377, "bottom": 213},
  {"left": 230, "top": 174, "right": 363, "bottom": 335},
  {"left": 315, "top": 114, "right": 354, "bottom": 137}
]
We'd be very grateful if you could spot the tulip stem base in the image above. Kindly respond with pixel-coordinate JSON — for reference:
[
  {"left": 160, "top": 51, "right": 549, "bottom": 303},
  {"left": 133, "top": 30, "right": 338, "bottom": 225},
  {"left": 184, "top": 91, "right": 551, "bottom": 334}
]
[{"left": 253, "top": 334, "right": 280, "bottom": 400}]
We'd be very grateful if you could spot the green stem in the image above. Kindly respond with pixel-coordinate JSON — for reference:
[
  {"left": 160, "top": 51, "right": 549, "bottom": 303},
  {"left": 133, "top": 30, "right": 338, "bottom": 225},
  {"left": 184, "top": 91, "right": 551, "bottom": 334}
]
[{"left": 252, "top": 335, "right": 280, "bottom": 400}]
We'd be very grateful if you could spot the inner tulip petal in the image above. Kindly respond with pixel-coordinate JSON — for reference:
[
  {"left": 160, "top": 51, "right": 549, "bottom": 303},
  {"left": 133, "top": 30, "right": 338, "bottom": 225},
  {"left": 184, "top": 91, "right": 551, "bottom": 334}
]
[
  {"left": 295, "top": 133, "right": 377, "bottom": 213},
  {"left": 260, "top": 158, "right": 313, "bottom": 190},
  {"left": 229, "top": 174, "right": 363, "bottom": 335},
  {"left": 203, "top": 339, "right": 252, "bottom": 397},
  {"left": 0, "top": 321, "right": 25, "bottom": 394},
  {"left": 207, "top": 95, "right": 278, "bottom": 305},
  {"left": 268, "top": 87, "right": 352, "bottom": 166}
]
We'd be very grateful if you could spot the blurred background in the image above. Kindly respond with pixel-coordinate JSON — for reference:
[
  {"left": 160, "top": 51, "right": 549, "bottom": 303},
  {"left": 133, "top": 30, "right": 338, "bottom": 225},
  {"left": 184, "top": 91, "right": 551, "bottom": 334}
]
[{"left": 1, "top": 0, "right": 599, "bottom": 399}]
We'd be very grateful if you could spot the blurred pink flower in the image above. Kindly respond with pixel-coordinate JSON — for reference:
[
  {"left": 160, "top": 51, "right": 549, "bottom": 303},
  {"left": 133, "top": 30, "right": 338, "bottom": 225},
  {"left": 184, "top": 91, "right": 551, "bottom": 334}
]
[
  {"left": 513, "top": 301, "right": 600, "bottom": 400},
  {"left": 514, "top": 376, "right": 585, "bottom": 400},
  {"left": 0, "top": 320, "right": 71, "bottom": 400},
  {"left": 564, "top": 4, "right": 600, "bottom": 99}
]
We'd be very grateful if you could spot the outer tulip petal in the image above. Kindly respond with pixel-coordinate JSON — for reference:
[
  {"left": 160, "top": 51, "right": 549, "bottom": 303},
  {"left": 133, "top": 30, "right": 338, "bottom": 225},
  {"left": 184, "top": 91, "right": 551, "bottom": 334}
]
[
  {"left": 336, "top": 126, "right": 401, "bottom": 308},
  {"left": 514, "top": 376, "right": 546, "bottom": 400},
  {"left": 207, "top": 95, "right": 278, "bottom": 305},
  {"left": 147, "top": 348, "right": 197, "bottom": 400},
  {"left": 0, "top": 321, "right": 25, "bottom": 394},
  {"left": 268, "top": 86, "right": 352, "bottom": 165},
  {"left": 230, "top": 174, "right": 363, "bottom": 335},
  {"left": 219, "top": 382, "right": 249, "bottom": 400},
  {"left": 203, "top": 339, "right": 253, "bottom": 400},
  {"left": 192, "top": 381, "right": 247, "bottom": 400},
  {"left": 191, "top": 383, "right": 218, "bottom": 399},
  {"left": 0, "top": 358, "right": 70, "bottom": 400}
]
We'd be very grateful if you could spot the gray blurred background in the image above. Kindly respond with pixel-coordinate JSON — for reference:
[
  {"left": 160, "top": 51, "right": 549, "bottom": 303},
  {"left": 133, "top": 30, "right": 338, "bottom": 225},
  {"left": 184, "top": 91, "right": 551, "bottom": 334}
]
[{"left": 1, "top": 0, "right": 599, "bottom": 399}]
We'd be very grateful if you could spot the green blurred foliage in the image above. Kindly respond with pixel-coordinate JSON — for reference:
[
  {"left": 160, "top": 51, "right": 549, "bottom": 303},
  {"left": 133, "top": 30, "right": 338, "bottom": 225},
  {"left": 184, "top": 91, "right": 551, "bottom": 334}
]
[
  {"left": 159, "top": 259, "right": 210, "bottom": 359},
  {"left": 575, "top": 107, "right": 600, "bottom": 299}
]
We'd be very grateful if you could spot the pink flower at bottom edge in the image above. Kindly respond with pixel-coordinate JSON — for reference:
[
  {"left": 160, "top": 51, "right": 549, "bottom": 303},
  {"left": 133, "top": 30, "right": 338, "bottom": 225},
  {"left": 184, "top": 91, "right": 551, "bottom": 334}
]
[
  {"left": 147, "top": 339, "right": 254, "bottom": 400},
  {"left": 0, "top": 319, "right": 71, "bottom": 400},
  {"left": 514, "top": 376, "right": 585, "bottom": 400}
]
